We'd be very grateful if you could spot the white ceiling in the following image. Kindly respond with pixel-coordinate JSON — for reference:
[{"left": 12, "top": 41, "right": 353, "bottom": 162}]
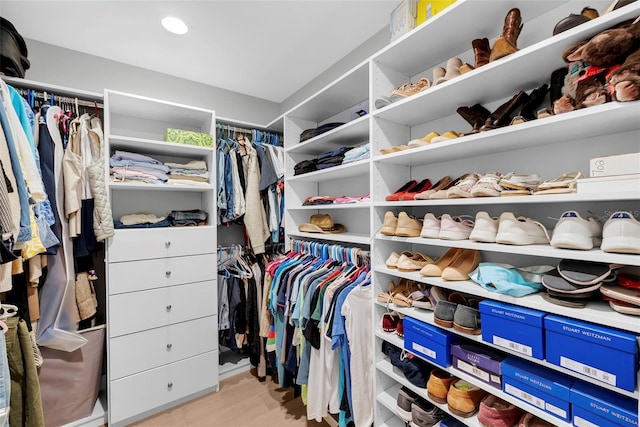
[{"left": 1, "top": 0, "right": 398, "bottom": 103}]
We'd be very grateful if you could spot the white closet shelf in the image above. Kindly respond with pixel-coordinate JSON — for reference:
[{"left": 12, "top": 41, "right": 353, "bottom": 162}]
[
  {"left": 289, "top": 203, "right": 371, "bottom": 211},
  {"left": 376, "top": 358, "right": 484, "bottom": 427},
  {"left": 286, "top": 62, "right": 368, "bottom": 123},
  {"left": 374, "top": 188, "right": 640, "bottom": 207},
  {"left": 109, "top": 135, "right": 213, "bottom": 157},
  {"left": 288, "top": 231, "right": 371, "bottom": 245},
  {"left": 286, "top": 116, "right": 369, "bottom": 155},
  {"left": 375, "top": 307, "right": 639, "bottom": 399},
  {"left": 106, "top": 89, "right": 214, "bottom": 129},
  {"left": 375, "top": 234, "right": 640, "bottom": 266},
  {"left": 1, "top": 76, "right": 104, "bottom": 100},
  {"left": 376, "top": 383, "right": 404, "bottom": 422},
  {"left": 373, "top": 4, "right": 640, "bottom": 127},
  {"left": 372, "top": 0, "right": 566, "bottom": 75},
  {"left": 265, "top": 114, "right": 285, "bottom": 132},
  {"left": 373, "top": 102, "right": 640, "bottom": 166},
  {"left": 287, "top": 159, "right": 369, "bottom": 183},
  {"left": 109, "top": 181, "right": 214, "bottom": 192},
  {"left": 373, "top": 265, "right": 640, "bottom": 335}
]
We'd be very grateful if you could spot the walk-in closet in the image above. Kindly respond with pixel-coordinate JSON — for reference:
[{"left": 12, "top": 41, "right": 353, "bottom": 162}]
[{"left": 0, "top": 1, "right": 639, "bottom": 426}]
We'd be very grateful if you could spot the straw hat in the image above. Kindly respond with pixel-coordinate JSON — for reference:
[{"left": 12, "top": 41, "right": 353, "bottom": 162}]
[{"left": 298, "top": 214, "right": 345, "bottom": 234}]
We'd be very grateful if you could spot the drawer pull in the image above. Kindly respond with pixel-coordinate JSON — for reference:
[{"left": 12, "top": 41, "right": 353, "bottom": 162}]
[
  {"left": 165, "top": 271, "right": 171, "bottom": 277},
  {"left": 166, "top": 343, "right": 173, "bottom": 350},
  {"left": 166, "top": 304, "right": 172, "bottom": 311},
  {"left": 165, "top": 241, "right": 171, "bottom": 248},
  {"left": 167, "top": 382, "right": 173, "bottom": 389}
]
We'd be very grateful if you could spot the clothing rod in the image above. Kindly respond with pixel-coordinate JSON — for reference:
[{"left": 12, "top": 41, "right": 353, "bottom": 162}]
[
  {"left": 11, "top": 86, "right": 104, "bottom": 109},
  {"left": 1, "top": 75, "right": 104, "bottom": 101},
  {"left": 217, "top": 122, "right": 282, "bottom": 137}
]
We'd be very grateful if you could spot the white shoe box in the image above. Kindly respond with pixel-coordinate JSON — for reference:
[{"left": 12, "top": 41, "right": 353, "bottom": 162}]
[
  {"left": 577, "top": 173, "right": 640, "bottom": 194},
  {"left": 590, "top": 152, "right": 640, "bottom": 177}
]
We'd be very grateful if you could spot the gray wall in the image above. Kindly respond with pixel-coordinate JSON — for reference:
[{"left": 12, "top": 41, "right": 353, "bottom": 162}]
[
  {"left": 24, "top": 39, "right": 281, "bottom": 125},
  {"left": 280, "top": 27, "right": 389, "bottom": 114},
  {"left": 23, "top": 27, "right": 390, "bottom": 126}
]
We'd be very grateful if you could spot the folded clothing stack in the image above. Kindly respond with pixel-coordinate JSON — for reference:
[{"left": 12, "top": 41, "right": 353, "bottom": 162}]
[
  {"left": 110, "top": 150, "right": 170, "bottom": 184},
  {"left": 317, "top": 146, "right": 351, "bottom": 170},
  {"left": 168, "top": 209, "right": 208, "bottom": 226},
  {"left": 299, "top": 122, "right": 345, "bottom": 143},
  {"left": 342, "top": 142, "right": 370, "bottom": 164},
  {"left": 114, "top": 213, "right": 171, "bottom": 229},
  {"left": 165, "top": 160, "right": 209, "bottom": 185},
  {"left": 294, "top": 159, "right": 318, "bottom": 175}
]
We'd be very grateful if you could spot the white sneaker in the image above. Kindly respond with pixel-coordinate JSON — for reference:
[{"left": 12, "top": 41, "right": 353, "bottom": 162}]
[
  {"left": 601, "top": 211, "right": 640, "bottom": 254},
  {"left": 499, "top": 173, "right": 541, "bottom": 190},
  {"left": 469, "top": 211, "right": 499, "bottom": 242},
  {"left": 495, "top": 212, "right": 550, "bottom": 245},
  {"left": 439, "top": 214, "right": 474, "bottom": 240},
  {"left": 470, "top": 172, "right": 502, "bottom": 197},
  {"left": 447, "top": 173, "right": 480, "bottom": 198},
  {"left": 421, "top": 213, "right": 441, "bottom": 238},
  {"left": 550, "top": 211, "right": 602, "bottom": 250}
]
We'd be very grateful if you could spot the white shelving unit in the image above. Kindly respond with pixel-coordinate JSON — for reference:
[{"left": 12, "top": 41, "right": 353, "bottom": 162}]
[
  {"left": 280, "top": 0, "right": 640, "bottom": 425},
  {"left": 104, "top": 89, "right": 218, "bottom": 426},
  {"left": 283, "top": 61, "right": 372, "bottom": 247},
  {"left": 367, "top": 0, "right": 640, "bottom": 425}
]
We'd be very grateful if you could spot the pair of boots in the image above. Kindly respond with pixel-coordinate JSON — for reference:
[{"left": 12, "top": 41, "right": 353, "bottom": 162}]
[
  {"left": 457, "top": 83, "right": 550, "bottom": 134},
  {"left": 471, "top": 8, "right": 523, "bottom": 69}
]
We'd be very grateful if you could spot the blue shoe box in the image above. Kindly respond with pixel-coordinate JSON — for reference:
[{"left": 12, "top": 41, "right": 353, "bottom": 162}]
[
  {"left": 502, "top": 356, "right": 574, "bottom": 422},
  {"left": 544, "top": 314, "right": 638, "bottom": 392},
  {"left": 403, "top": 316, "right": 456, "bottom": 368},
  {"left": 451, "top": 342, "right": 505, "bottom": 390},
  {"left": 479, "top": 300, "right": 546, "bottom": 359},
  {"left": 571, "top": 380, "right": 638, "bottom": 427}
]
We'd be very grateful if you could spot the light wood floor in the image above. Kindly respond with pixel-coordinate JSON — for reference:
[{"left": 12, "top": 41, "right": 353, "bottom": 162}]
[{"left": 128, "top": 369, "right": 332, "bottom": 427}]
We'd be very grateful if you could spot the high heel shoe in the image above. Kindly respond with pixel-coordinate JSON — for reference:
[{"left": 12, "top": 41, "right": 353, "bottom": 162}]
[
  {"left": 420, "top": 247, "right": 464, "bottom": 277},
  {"left": 441, "top": 249, "right": 481, "bottom": 281},
  {"left": 490, "top": 8, "right": 523, "bottom": 62}
]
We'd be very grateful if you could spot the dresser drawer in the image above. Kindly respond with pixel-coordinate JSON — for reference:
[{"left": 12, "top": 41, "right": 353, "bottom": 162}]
[
  {"left": 108, "top": 253, "right": 216, "bottom": 295},
  {"left": 107, "top": 226, "right": 216, "bottom": 262},
  {"left": 108, "top": 280, "right": 217, "bottom": 337},
  {"left": 109, "top": 315, "right": 217, "bottom": 380},
  {"left": 109, "top": 350, "right": 218, "bottom": 425}
]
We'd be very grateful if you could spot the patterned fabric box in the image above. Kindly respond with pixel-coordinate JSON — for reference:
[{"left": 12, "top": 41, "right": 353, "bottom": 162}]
[{"left": 164, "top": 128, "right": 213, "bottom": 147}]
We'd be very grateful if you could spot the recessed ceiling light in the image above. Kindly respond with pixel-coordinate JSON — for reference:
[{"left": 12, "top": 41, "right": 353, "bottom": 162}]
[{"left": 161, "top": 16, "right": 188, "bottom": 35}]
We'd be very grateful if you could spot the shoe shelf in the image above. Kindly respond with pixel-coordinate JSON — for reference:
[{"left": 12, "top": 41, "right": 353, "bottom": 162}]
[
  {"left": 287, "top": 231, "right": 371, "bottom": 246},
  {"left": 375, "top": 234, "right": 640, "bottom": 266},
  {"left": 285, "top": 115, "right": 369, "bottom": 155},
  {"left": 376, "top": 383, "right": 407, "bottom": 427},
  {"left": 375, "top": 304, "right": 639, "bottom": 399},
  {"left": 373, "top": 265, "right": 640, "bottom": 335},
  {"left": 372, "top": 101, "right": 640, "bottom": 166},
  {"left": 376, "top": 358, "right": 481, "bottom": 427},
  {"left": 374, "top": 188, "right": 640, "bottom": 207},
  {"left": 372, "top": 4, "right": 640, "bottom": 127},
  {"left": 287, "top": 159, "right": 370, "bottom": 182},
  {"left": 372, "top": 0, "right": 567, "bottom": 80},
  {"left": 378, "top": 346, "right": 572, "bottom": 427}
]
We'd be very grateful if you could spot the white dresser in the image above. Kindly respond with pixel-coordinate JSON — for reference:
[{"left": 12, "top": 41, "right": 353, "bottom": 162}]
[{"left": 104, "top": 90, "right": 218, "bottom": 426}]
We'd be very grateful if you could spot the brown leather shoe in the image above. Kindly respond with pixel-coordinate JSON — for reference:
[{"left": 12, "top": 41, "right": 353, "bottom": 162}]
[
  {"left": 427, "top": 369, "right": 458, "bottom": 403},
  {"left": 472, "top": 38, "right": 490, "bottom": 68},
  {"left": 490, "top": 8, "right": 523, "bottom": 62},
  {"left": 480, "top": 90, "right": 529, "bottom": 131},
  {"left": 457, "top": 104, "right": 491, "bottom": 134},
  {"left": 447, "top": 379, "right": 488, "bottom": 417}
]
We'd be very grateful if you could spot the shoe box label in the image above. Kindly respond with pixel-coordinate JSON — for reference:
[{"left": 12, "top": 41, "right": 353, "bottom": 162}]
[
  {"left": 574, "top": 415, "right": 600, "bottom": 427},
  {"left": 560, "top": 356, "right": 616, "bottom": 386},
  {"left": 493, "top": 336, "right": 533, "bottom": 357},
  {"left": 412, "top": 342, "right": 436, "bottom": 360},
  {"left": 504, "top": 383, "right": 567, "bottom": 419}
]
